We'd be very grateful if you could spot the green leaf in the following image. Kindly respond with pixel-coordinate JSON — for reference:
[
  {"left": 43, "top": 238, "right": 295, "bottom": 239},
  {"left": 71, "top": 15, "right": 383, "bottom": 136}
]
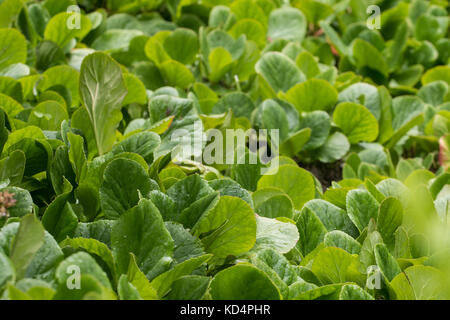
[
  {"left": 298, "top": 111, "right": 331, "bottom": 150},
  {"left": 79, "top": 52, "right": 127, "bottom": 155},
  {"left": 229, "top": 19, "right": 266, "bottom": 48},
  {"left": 192, "top": 196, "right": 256, "bottom": 258},
  {"left": 111, "top": 131, "right": 161, "bottom": 163},
  {"left": 255, "top": 52, "right": 305, "bottom": 94},
  {"left": 339, "top": 284, "right": 374, "bottom": 300},
  {"left": 0, "top": 0, "right": 24, "bottom": 28},
  {"left": 280, "top": 128, "right": 311, "bottom": 157},
  {"left": 0, "top": 250, "right": 14, "bottom": 288},
  {"left": 39, "top": 65, "right": 80, "bottom": 108},
  {"left": 1, "top": 187, "right": 32, "bottom": 217},
  {"left": 0, "top": 28, "right": 27, "bottom": 71},
  {"left": 253, "top": 188, "right": 294, "bottom": 219},
  {"left": 111, "top": 198, "right": 174, "bottom": 277},
  {"left": 41, "top": 192, "right": 78, "bottom": 242},
  {"left": 391, "top": 96, "right": 424, "bottom": 132},
  {"left": 391, "top": 266, "right": 450, "bottom": 300},
  {"left": 346, "top": 189, "right": 379, "bottom": 233},
  {"left": 296, "top": 206, "right": 327, "bottom": 256},
  {"left": 54, "top": 274, "right": 115, "bottom": 300},
  {"left": 422, "top": 66, "right": 450, "bottom": 87},
  {"left": 257, "top": 165, "right": 315, "bottom": 210},
  {"left": 291, "top": 283, "right": 343, "bottom": 300},
  {"left": 210, "top": 264, "right": 281, "bottom": 300},
  {"left": 126, "top": 253, "right": 158, "bottom": 300},
  {"left": 352, "top": 39, "right": 388, "bottom": 80},
  {"left": 122, "top": 73, "right": 147, "bottom": 106},
  {"left": 67, "top": 132, "right": 86, "bottom": 183},
  {"left": 165, "top": 222, "right": 205, "bottom": 263},
  {"left": 374, "top": 243, "right": 401, "bottom": 282},
  {"left": 56, "top": 251, "right": 111, "bottom": 289},
  {"left": 10, "top": 214, "right": 45, "bottom": 280},
  {"left": 118, "top": 275, "right": 142, "bottom": 300},
  {"left": 311, "top": 247, "right": 361, "bottom": 285},
  {"left": 359, "top": 230, "right": 383, "bottom": 270},
  {"left": 100, "top": 158, "right": 154, "bottom": 219},
  {"left": 253, "top": 216, "right": 299, "bottom": 254},
  {"left": 293, "top": 0, "right": 333, "bottom": 25},
  {"left": 0, "top": 109, "right": 8, "bottom": 154},
  {"left": 0, "top": 92, "right": 23, "bottom": 118},
  {"left": 73, "top": 220, "right": 115, "bottom": 247},
  {"left": 165, "top": 275, "right": 211, "bottom": 300},
  {"left": 316, "top": 132, "right": 350, "bottom": 163},
  {"left": 208, "top": 47, "right": 233, "bottom": 84},
  {"left": 164, "top": 170, "right": 207, "bottom": 204},
  {"left": 268, "top": 7, "right": 306, "bottom": 42},
  {"left": 259, "top": 99, "right": 290, "bottom": 141},
  {"left": 60, "top": 237, "right": 116, "bottom": 281},
  {"left": 338, "top": 83, "right": 381, "bottom": 120},
  {"left": 92, "top": 30, "right": 143, "bottom": 51},
  {"left": 44, "top": 12, "right": 92, "bottom": 47},
  {"left": 324, "top": 230, "right": 361, "bottom": 254},
  {"left": 159, "top": 59, "right": 194, "bottom": 89},
  {"left": 28, "top": 101, "right": 69, "bottom": 131},
  {"left": 377, "top": 197, "right": 403, "bottom": 251},
  {"left": 303, "top": 199, "right": 357, "bottom": 237},
  {"left": 163, "top": 28, "right": 198, "bottom": 65},
  {"left": 284, "top": 79, "right": 338, "bottom": 113},
  {"left": 418, "top": 81, "right": 448, "bottom": 107},
  {"left": 150, "top": 254, "right": 211, "bottom": 298},
  {"left": 212, "top": 91, "right": 255, "bottom": 118},
  {"left": 333, "top": 102, "right": 379, "bottom": 144},
  {"left": 296, "top": 51, "right": 320, "bottom": 79}
]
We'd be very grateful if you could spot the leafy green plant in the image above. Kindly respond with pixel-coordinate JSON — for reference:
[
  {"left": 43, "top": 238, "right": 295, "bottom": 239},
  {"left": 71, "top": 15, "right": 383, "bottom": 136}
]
[{"left": 0, "top": 0, "right": 449, "bottom": 301}]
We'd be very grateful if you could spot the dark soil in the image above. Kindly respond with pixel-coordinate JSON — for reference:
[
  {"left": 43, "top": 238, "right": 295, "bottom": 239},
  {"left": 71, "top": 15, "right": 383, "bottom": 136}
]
[{"left": 298, "top": 160, "right": 343, "bottom": 191}]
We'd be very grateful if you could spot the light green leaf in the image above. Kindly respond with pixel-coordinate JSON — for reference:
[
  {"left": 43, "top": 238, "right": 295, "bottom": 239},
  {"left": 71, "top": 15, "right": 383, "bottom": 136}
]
[
  {"left": 208, "top": 47, "right": 233, "bottom": 84},
  {"left": 339, "top": 284, "right": 374, "bottom": 300},
  {"left": 10, "top": 214, "right": 45, "bottom": 280},
  {"left": 257, "top": 165, "right": 315, "bottom": 210},
  {"left": 284, "top": 79, "right": 338, "bottom": 112},
  {"left": 192, "top": 196, "right": 256, "bottom": 258},
  {"left": 346, "top": 189, "right": 379, "bottom": 233},
  {"left": 210, "top": 264, "right": 281, "bottom": 300},
  {"left": 377, "top": 197, "right": 403, "bottom": 251},
  {"left": 253, "top": 217, "right": 299, "bottom": 254},
  {"left": 374, "top": 243, "right": 401, "bottom": 282},
  {"left": 296, "top": 206, "right": 327, "bottom": 256},
  {"left": 0, "top": 28, "right": 27, "bottom": 71},
  {"left": 311, "top": 247, "right": 361, "bottom": 285},
  {"left": 317, "top": 132, "right": 350, "bottom": 163},
  {"left": 126, "top": 253, "right": 158, "bottom": 300},
  {"left": 60, "top": 237, "right": 116, "bottom": 281},
  {"left": 28, "top": 101, "right": 68, "bottom": 131},
  {"left": 324, "top": 230, "right": 361, "bottom": 255},
  {"left": 163, "top": 28, "right": 198, "bottom": 65},
  {"left": 352, "top": 39, "right": 388, "bottom": 79},
  {"left": 56, "top": 251, "right": 111, "bottom": 289},
  {"left": 79, "top": 52, "right": 127, "bottom": 155},
  {"left": 391, "top": 266, "right": 450, "bottom": 300},
  {"left": 44, "top": 12, "right": 92, "bottom": 47},
  {"left": 333, "top": 102, "right": 379, "bottom": 144},
  {"left": 150, "top": 254, "right": 211, "bottom": 298},
  {"left": 268, "top": 7, "right": 306, "bottom": 42},
  {"left": 159, "top": 59, "right": 194, "bottom": 89},
  {"left": 256, "top": 52, "right": 305, "bottom": 94}
]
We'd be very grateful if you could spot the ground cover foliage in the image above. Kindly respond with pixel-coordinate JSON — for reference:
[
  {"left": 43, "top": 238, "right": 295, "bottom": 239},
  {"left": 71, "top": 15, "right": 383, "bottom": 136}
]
[{"left": 0, "top": 0, "right": 450, "bottom": 300}]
